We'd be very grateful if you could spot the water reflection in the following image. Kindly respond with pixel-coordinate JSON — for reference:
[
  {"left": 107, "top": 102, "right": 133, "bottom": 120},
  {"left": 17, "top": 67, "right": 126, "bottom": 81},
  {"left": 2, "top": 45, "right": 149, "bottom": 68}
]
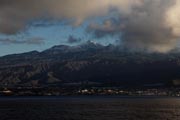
[{"left": 0, "top": 97, "right": 180, "bottom": 120}]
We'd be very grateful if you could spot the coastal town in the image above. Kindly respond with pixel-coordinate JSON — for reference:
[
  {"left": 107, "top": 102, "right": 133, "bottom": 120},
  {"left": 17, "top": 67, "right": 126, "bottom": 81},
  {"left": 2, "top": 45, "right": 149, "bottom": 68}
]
[{"left": 1, "top": 87, "right": 180, "bottom": 97}]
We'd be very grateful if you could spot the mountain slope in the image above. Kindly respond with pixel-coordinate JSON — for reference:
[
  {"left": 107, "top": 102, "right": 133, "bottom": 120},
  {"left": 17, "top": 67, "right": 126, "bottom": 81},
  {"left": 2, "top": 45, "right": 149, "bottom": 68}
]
[{"left": 0, "top": 43, "right": 180, "bottom": 87}]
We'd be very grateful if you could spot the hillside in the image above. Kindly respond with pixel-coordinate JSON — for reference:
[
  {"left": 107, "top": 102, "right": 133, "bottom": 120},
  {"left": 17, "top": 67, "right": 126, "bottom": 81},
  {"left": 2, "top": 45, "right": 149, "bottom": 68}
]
[{"left": 1, "top": 42, "right": 180, "bottom": 88}]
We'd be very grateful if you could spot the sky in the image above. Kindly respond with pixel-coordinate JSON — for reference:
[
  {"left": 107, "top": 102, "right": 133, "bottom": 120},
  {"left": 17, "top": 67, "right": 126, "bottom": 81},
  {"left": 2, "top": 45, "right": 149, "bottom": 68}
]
[{"left": 0, "top": 0, "right": 180, "bottom": 56}]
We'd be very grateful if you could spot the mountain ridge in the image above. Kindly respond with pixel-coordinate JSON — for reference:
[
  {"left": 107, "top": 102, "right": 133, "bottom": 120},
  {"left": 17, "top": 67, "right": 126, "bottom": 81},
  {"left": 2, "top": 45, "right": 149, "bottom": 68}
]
[{"left": 0, "top": 43, "right": 180, "bottom": 88}]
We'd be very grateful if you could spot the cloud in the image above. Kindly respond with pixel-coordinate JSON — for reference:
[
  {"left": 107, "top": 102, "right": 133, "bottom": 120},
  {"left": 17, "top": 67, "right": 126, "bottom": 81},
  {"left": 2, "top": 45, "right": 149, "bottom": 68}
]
[
  {"left": 165, "top": 0, "right": 180, "bottom": 37},
  {"left": 120, "top": 0, "right": 177, "bottom": 53},
  {"left": 0, "top": 0, "right": 142, "bottom": 35},
  {"left": 67, "top": 35, "right": 81, "bottom": 43},
  {"left": 88, "top": 0, "right": 180, "bottom": 53},
  {"left": 0, "top": 0, "right": 180, "bottom": 52},
  {"left": 0, "top": 37, "right": 44, "bottom": 45},
  {"left": 87, "top": 19, "right": 125, "bottom": 38}
]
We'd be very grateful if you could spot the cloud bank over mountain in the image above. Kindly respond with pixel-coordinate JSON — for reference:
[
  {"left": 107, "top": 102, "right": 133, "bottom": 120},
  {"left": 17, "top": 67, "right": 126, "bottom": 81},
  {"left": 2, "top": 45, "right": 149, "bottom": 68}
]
[{"left": 0, "top": 0, "right": 180, "bottom": 52}]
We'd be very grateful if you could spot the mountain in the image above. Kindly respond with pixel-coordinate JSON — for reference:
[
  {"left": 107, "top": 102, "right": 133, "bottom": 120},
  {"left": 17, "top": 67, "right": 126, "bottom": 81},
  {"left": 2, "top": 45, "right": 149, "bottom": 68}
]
[{"left": 1, "top": 42, "right": 180, "bottom": 88}]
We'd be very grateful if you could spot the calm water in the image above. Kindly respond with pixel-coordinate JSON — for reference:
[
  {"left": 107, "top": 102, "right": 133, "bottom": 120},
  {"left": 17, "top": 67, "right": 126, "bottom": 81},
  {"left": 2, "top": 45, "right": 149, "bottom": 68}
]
[{"left": 0, "top": 96, "right": 180, "bottom": 120}]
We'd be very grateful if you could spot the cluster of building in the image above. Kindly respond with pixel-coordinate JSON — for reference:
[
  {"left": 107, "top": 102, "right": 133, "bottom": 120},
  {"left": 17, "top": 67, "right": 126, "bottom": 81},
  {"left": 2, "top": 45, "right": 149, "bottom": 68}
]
[
  {"left": 1, "top": 87, "right": 180, "bottom": 96},
  {"left": 77, "top": 88, "right": 180, "bottom": 96}
]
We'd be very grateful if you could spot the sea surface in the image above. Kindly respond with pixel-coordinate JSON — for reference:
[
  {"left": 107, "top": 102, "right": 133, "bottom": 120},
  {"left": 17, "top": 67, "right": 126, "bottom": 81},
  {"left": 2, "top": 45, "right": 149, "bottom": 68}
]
[{"left": 0, "top": 96, "right": 180, "bottom": 120}]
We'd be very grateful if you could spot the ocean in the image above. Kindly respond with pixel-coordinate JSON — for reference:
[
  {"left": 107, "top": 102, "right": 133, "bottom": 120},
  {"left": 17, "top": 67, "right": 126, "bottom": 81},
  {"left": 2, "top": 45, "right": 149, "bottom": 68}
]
[{"left": 0, "top": 96, "right": 180, "bottom": 120}]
